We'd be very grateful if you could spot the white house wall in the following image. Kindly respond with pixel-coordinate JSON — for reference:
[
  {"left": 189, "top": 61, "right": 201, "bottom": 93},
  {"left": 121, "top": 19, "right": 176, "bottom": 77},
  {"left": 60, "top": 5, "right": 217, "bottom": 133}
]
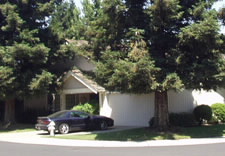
[
  {"left": 100, "top": 93, "right": 154, "bottom": 127},
  {"left": 192, "top": 89, "right": 225, "bottom": 106},
  {"left": 168, "top": 90, "right": 196, "bottom": 113},
  {"left": 101, "top": 89, "right": 225, "bottom": 127}
]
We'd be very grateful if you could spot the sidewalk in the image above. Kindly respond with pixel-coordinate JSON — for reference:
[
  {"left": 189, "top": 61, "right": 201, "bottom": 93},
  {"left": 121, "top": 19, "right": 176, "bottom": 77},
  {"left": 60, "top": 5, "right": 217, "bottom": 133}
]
[{"left": 1, "top": 127, "right": 225, "bottom": 147}]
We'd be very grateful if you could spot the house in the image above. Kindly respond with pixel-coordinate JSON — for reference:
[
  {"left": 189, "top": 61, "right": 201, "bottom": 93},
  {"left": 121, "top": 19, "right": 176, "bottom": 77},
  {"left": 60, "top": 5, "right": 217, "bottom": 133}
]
[
  {"left": 56, "top": 68, "right": 225, "bottom": 127},
  {"left": 21, "top": 54, "right": 225, "bottom": 127},
  {"left": 23, "top": 54, "right": 97, "bottom": 114},
  {"left": 59, "top": 69, "right": 105, "bottom": 110}
]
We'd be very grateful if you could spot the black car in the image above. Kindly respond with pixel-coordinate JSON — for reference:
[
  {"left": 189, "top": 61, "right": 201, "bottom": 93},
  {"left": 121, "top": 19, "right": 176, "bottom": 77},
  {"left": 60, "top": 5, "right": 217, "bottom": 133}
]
[{"left": 35, "top": 110, "right": 114, "bottom": 134}]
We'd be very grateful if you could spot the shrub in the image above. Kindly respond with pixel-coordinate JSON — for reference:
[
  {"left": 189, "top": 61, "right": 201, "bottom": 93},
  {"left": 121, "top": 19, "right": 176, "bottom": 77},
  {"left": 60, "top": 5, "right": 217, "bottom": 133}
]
[
  {"left": 208, "top": 114, "right": 219, "bottom": 124},
  {"left": 169, "top": 112, "right": 197, "bottom": 127},
  {"left": 193, "top": 105, "right": 212, "bottom": 125},
  {"left": 72, "top": 102, "right": 98, "bottom": 114},
  {"left": 211, "top": 103, "right": 225, "bottom": 122},
  {"left": 89, "top": 99, "right": 99, "bottom": 114}
]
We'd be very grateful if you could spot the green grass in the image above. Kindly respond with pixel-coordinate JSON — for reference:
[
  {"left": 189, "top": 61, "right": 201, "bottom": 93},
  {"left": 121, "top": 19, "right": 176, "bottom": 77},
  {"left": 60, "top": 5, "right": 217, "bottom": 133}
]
[
  {"left": 0, "top": 123, "right": 35, "bottom": 133},
  {"left": 56, "top": 124, "right": 225, "bottom": 141}
]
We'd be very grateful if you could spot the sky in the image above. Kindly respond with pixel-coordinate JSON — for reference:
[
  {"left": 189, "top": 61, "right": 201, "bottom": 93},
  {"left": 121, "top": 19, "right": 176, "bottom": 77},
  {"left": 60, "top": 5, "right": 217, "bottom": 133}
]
[
  {"left": 213, "top": 0, "right": 225, "bottom": 10},
  {"left": 213, "top": 0, "right": 225, "bottom": 33},
  {"left": 73, "top": 0, "right": 82, "bottom": 9}
]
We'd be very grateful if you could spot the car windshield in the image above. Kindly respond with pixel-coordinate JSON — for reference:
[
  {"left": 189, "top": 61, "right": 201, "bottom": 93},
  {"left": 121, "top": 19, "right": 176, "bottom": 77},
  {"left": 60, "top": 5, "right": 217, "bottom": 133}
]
[{"left": 47, "top": 110, "right": 69, "bottom": 118}]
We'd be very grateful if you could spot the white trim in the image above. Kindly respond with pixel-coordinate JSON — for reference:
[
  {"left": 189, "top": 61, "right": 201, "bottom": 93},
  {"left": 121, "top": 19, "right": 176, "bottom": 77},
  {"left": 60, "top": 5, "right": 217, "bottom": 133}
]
[{"left": 62, "top": 88, "right": 94, "bottom": 94}]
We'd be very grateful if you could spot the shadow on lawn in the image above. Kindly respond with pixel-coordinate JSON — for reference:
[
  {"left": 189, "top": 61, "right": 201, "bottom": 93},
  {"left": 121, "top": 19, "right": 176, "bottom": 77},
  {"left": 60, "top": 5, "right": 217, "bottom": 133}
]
[
  {"left": 93, "top": 124, "right": 225, "bottom": 141},
  {"left": 180, "top": 124, "right": 225, "bottom": 138},
  {"left": 0, "top": 122, "right": 35, "bottom": 132}
]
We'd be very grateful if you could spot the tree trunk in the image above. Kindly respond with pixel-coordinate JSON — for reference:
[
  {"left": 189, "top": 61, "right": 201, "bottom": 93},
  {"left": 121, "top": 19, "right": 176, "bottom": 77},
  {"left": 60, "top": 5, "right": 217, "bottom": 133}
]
[
  {"left": 153, "top": 91, "right": 169, "bottom": 131},
  {"left": 4, "top": 99, "right": 15, "bottom": 123}
]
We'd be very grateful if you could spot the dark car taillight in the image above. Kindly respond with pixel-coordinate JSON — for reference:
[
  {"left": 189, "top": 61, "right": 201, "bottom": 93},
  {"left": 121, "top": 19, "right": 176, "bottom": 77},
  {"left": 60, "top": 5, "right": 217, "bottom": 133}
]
[{"left": 38, "top": 119, "right": 51, "bottom": 125}]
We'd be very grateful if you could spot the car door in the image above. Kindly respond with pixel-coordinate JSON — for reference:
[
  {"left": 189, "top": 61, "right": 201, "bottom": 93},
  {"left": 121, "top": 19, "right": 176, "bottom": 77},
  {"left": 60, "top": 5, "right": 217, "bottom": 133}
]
[{"left": 69, "top": 111, "right": 87, "bottom": 130}]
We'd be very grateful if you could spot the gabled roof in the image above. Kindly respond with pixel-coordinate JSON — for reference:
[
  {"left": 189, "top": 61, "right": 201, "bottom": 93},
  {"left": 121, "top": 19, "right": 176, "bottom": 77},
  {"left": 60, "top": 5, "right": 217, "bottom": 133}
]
[{"left": 63, "top": 69, "right": 105, "bottom": 94}]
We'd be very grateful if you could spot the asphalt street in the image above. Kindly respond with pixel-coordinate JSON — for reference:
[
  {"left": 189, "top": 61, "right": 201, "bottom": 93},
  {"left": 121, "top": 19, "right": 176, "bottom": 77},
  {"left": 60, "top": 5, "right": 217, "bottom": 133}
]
[{"left": 0, "top": 141, "right": 225, "bottom": 156}]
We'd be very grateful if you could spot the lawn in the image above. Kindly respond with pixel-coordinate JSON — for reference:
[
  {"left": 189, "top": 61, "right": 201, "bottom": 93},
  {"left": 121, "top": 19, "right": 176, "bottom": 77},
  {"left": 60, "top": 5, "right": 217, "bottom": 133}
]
[
  {"left": 0, "top": 123, "right": 35, "bottom": 133},
  {"left": 56, "top": 124, "right": 225, "bottom": 141}
]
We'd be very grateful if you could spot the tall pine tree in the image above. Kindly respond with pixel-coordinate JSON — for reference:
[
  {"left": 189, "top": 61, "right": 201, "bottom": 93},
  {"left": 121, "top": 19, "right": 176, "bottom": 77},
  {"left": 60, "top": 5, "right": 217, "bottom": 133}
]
[
  {"left": 0, "top": 0, "right": 74, "bottom": 123},
  {"left": 93, "top": 0, "right": 225, "bottom": 130},
  {"left": 50, "top": 0, "right": 83, "bottom": 40}
]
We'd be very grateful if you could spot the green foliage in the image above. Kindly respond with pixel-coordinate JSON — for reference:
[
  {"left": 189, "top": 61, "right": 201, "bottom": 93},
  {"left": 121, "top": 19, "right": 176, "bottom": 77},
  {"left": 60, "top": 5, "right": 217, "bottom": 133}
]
[
  {"left": 94, "top": 0, "right": 225, "bottom": 94},
  {"left": 29, "top": 70, "right": 55, "bottom": 94},
  {"left": 0, "top": 0, "right": 75, "bottom": 100},
  {"left": 88, "top": 0, "right": 225, "bottom": 128},
  {"left": 0, "top": 66, "right": 15, "bottom": 98},
  {"left": 177, "top": 11, "right": 225, "bottom": 90},
  {"left": 208, "top": 114, "right": 220, "bottom": 124},
  {"left": 92, "top": 0, "right": 225, "bottom": 129},
  {"left": 85, "top": 0, "right": 126, "bottom": 58},
  {"left": 211, "top": 103, "right": 225, "bottom": 122},
  {"left": 50, "top": 1, "right": 83, "bottom": 39},
  {"left": 72, "top": 103, "right": 94, "bottom": 114},
  {"left": 169, "top": 113, "right": 197, "bottom": 127},
  {"left": 193, "top": 105, "right": 212, "bottom": 125},
  {"left": 72, "top": 100, "right": 99, "bottom": 115},
  {"left": 96, "top": 29, "right": 161, "bottom": 93}
]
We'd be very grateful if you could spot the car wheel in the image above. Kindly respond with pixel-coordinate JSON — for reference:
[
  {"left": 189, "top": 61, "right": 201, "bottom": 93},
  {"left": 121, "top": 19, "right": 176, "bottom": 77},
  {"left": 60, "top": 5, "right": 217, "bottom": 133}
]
[
  {"left": 99, "top": 121, "right": 108, "bottom": 130},
  {"left": 58, "top": 123, "right": 70, "bottom": 134}
]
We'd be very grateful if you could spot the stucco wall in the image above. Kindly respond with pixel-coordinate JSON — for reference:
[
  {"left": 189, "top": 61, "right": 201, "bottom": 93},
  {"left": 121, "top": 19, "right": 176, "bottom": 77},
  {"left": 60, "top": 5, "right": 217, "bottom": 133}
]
[
  {"left": 100, "top": 89, "right": 225, "bottom": 127},
  {"left": 168, "top": 90, "right": 196, "bottom": 113},
  {"left": 100, "top": 93, "right": 154, "bottom": 127},
  {"left": 192, "top": 89, "right": 225, "bottom": 106}
]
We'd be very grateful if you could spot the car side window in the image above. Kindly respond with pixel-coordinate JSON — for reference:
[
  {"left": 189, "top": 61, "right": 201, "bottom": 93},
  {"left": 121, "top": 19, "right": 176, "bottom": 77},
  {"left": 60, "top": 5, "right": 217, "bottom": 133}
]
[
  {"left": 76, "top": 112, "right": 89, "bottom": 118},
  {"left": 70, "top": 112, "right": 80, "bottom": 118}
]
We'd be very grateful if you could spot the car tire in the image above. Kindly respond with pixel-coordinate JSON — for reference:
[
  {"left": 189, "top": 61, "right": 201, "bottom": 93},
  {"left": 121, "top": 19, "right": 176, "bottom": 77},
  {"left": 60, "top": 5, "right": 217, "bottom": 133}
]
[
  {"left": 99, "top": 120, "right": 108, "bottom": 130},
  {"left": 58, "top": 123, "right": 70, "bottom": 134}
]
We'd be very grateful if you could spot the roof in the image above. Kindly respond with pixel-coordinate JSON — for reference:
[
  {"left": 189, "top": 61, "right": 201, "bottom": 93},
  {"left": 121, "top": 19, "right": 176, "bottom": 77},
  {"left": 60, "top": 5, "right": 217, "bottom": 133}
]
[{"left": 64, "top": 69, "right": 105, "bottom": 94}]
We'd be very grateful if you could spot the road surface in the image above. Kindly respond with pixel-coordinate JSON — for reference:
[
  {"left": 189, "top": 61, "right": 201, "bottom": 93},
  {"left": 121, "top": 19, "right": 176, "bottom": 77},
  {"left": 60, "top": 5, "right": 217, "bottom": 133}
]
[{"left": 0, "top": 141, "right": 224, "bottom": 156}]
